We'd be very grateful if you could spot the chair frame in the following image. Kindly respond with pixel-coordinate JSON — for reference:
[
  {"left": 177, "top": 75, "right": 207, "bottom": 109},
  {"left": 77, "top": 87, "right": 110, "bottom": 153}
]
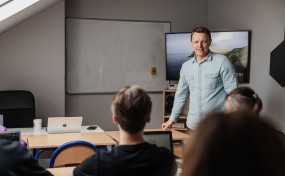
[
  {"left": 34, "top": 148, "right": 56, "bottom": 160},
  {"left": 49, "top": 140, "right": 99, "bottom": 168}
]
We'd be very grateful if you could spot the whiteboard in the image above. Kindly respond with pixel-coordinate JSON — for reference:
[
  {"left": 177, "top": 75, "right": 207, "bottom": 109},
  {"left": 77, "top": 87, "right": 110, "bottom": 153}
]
[{"left": 66, "top": 18, "right": 170, "bottom": 94}]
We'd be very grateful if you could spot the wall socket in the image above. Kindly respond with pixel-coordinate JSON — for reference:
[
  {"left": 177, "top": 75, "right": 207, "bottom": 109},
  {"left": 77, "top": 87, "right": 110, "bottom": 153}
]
[{"left": 151, "top": 67, "right": 156, "bottom": 75}]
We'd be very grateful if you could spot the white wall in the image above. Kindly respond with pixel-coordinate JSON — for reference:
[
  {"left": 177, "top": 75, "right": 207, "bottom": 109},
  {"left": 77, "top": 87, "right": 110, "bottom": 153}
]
[
  {"left": 65, "top": 0, "right": 208, "bottom": 130},
  {"left": 0, "top": 2, "right": 65, "bottom": 126},
  {"left": 2, "top": 0, "right": 283, "bottom": 132},
  {"left": 208, "top": 0, "right": 285, "bottom": 132}
]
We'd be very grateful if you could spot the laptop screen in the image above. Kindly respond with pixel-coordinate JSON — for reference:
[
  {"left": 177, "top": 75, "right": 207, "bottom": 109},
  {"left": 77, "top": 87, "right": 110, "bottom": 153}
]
[
  {"left": 143, "top": 130, "right": 173, "bottom": 153},
  {"left": 0, "top": 131, "right": 21, "bottom": 142}
]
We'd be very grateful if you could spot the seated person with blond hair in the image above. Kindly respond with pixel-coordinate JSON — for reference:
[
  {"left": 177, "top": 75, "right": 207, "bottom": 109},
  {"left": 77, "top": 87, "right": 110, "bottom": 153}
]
[
  {"left": 225, "top": 86, "right": 285, "bottom": 146},
  {"left": 225, "top": 86, "right": 262, "bottom": 114},
  {"left": 71, "top": 85, "right": 177, "bottom": 176}
]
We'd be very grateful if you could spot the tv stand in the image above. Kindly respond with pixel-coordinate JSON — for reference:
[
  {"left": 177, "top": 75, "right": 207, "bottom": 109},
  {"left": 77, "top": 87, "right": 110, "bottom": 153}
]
[{"left": 168, "top": 84, "right": 177, "bottom": 90}]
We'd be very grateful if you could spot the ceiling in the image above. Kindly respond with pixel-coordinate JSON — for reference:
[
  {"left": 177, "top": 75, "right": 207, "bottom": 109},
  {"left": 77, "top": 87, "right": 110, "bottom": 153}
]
[{"left": 0, "top": 0, "right": 64, "bottom": 34}]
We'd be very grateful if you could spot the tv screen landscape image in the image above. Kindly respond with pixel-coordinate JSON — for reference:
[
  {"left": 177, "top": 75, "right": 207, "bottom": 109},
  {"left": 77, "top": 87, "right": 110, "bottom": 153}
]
[{"left": 165, "top": 31, "right": 251, "bottom": 83}]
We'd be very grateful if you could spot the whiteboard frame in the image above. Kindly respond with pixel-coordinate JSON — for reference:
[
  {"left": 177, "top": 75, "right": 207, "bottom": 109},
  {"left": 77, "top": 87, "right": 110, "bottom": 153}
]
[{"left": 66, "top": 18, "right": 171, "bottom": 94}]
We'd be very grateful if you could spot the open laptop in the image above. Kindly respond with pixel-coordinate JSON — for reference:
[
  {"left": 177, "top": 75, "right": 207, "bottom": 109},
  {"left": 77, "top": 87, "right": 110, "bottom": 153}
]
[
  {"left": 0, "top": 131, "right": 21, "bottom": 142},
  {"left": 143, "top": 130, "right": 173, "bottom": 153},
  {"left": 47, "top": 117, "right": 83, "bottom": 134}
]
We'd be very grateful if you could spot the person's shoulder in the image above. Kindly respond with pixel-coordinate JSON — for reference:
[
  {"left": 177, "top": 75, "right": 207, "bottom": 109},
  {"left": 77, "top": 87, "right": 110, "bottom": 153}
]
[
  {"left": 73, "top": 154, "right": 97, "bottom": 176},
  {"left": 0, "top": 138, "right": 24, "bottom": 154},
  {"left": 210, "top": 52, "right": 232, "bottom": 66},
  {"left": 0, "top": 139, "right": 51, "bottom": 176},
  {"left": 185, "top": 56, "right": 195, "bottom": 63},
  {"left": 181, "top": 57, "right": 195, "bottom": 69},
  {"left": 211, "top": 52, "right": 227, "bottom": 60},
  {"left": 145, "top": 143, "right": 174, "bottom": 157},
  {"left": 275, "top": 129, "right": 285, "bottom": 144},
  {"left": 145, "top": 143, "right": 176, "bottom": 171}
]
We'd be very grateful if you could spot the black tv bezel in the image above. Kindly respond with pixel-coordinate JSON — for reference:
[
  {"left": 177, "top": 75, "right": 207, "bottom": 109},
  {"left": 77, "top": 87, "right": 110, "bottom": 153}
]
[{"left": 165, "top": 30, "right": 252, "bottom": 83}]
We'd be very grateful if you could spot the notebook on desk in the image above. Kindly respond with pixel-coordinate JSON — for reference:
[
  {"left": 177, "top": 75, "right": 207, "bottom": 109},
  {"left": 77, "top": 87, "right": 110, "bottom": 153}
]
[
  {"left": 143, "top": 130, "right": 173, "bottom": 153},
  {"left": 47, "top": 117, "right": 83, "bottom": 134},
  {"left": 0, "top": 131, "right": 21, "bottom": 142}
]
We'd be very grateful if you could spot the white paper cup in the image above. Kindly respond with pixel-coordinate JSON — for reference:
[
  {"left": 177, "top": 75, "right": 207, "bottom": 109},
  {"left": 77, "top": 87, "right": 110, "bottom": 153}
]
[{"left": 33, "top": 119, "right": 42, "bottom": 132}]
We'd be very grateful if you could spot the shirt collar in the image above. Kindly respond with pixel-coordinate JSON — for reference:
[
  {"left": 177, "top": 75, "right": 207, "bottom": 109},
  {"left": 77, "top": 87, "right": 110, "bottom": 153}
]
[{"left": 190, "top": 51, "right": 213, "bottom": 63}]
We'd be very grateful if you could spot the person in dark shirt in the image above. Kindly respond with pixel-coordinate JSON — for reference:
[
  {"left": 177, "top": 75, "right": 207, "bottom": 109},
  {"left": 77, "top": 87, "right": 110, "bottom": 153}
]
[
  {"left": 0, "top": 138, "right": 52, "bottom": 176},
  {"left": 72, "top": 85, "right": 177, "bottom": 176}
]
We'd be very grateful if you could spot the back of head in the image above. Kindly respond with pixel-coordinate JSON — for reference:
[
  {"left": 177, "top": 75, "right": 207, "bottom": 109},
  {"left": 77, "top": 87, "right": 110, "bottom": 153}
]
[
  {"left": 111, "top": 85, "right": 152, "bottom": 134},
  {"left": 182, "top": 112, "right": 285, "bottom": 176},
  {"left": 226, "top": 86, "right": 263, "bottom": 115}
]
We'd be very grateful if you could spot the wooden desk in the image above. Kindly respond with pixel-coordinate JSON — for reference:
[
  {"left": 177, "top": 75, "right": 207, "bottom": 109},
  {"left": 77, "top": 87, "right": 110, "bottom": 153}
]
[
  {"left": 28, "top": 132, "right": 116, "bottom": 149},
  {"left": 47, "top": 166, "right": 75, "bottom": 176},
  {"left": 8, "top": 125, "right": 104, "bottom": 135},
  {"left": 21, "top": 134, "right": 28, "bottom": 141},
  {"left": 7, "top": 125, "right": 104, "bottom": 142},
  {"left": 105, "top": 128, "right": 190, "bottom": 142}
]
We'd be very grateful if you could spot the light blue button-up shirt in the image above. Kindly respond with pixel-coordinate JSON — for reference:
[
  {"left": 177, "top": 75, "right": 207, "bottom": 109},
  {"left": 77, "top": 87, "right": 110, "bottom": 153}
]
[{"left": 169, "top": 51, "right": 238, "bottom": 129}]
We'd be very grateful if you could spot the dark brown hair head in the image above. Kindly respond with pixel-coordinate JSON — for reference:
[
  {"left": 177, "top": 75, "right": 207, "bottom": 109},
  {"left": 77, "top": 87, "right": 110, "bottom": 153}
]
[
  {"left": 111, "top": 85, "right": 152, "bottom": 134},
  {"left": 182, "top": 112, "right": 285, "bottom": 176},
  {"left": 191, "top": 27, "right": 212, "bottom": 41}
]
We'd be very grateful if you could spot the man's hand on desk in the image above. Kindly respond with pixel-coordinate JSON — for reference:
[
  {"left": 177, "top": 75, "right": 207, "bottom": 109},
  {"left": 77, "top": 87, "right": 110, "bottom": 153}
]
[{"left": 162, "top": 120, "right": 174, "bottom": 130}]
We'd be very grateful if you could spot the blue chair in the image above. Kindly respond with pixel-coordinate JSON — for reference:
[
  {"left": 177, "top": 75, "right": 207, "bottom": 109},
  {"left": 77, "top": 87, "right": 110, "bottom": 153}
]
[
  {"left": 49, "top": 140, "right": 107, "bottom": 168},
  {"left": 34, "top": 148, "right": 56, "bottom": 160}
]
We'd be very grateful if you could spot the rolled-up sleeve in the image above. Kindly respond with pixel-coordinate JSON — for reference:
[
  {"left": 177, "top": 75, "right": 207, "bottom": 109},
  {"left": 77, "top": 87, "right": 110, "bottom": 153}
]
[{"left": 220, "top": 58, "right": 238, "bottom": 94}]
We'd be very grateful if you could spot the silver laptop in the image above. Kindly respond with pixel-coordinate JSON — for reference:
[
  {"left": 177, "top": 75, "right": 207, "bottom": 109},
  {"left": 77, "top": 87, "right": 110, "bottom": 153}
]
[{"left": 47, "top": 117, "right": 83, "bottom": 134}]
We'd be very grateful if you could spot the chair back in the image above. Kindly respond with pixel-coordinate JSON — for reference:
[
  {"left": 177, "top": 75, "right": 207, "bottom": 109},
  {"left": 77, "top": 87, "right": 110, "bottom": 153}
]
[
  {"left": 0, "top": 90, "right": 35, "bottom": 128},
  {"left": 34, "top": 148, "right": 56, "bottom": 160},
  {"left": 49, "top": 140, "right": 99, "bottom": 168}
]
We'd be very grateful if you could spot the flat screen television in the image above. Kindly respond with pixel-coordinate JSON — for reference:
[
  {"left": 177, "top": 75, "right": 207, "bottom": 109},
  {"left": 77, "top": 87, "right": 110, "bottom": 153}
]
[{"left": 165, "top": 30, "right": 251, "bottom": 83}]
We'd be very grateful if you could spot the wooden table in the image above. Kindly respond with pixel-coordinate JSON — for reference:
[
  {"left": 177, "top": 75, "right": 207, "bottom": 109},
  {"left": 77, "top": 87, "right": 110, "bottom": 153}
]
[
  {"left": 28, "top": 132, "right": 116, "bottom": 149},
  {"left": 47, "top": 166, "right": 75, "bottom": 176},
  {"left": 105, "top": 128, "right": 190, "bottom": 142},
  {"left": 7, "top": 125, "right": 105, "bottom": 143},
  {"left": 46, "top": 160, "right": 184, "bottom": 176},
  {"left": 21, "top": 134, "right": 28, "bottom": 141}
]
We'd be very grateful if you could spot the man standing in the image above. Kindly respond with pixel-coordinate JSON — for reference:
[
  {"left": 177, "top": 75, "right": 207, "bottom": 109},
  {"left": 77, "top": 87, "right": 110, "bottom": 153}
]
[{"left": 162, "top": 27, "right": 238, "bottom": 130}]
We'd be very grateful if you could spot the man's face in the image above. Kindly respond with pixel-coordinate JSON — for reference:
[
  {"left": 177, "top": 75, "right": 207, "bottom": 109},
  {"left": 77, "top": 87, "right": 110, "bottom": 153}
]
[{"left": 191, "top": 32, "right": 211, "bottom": 59}]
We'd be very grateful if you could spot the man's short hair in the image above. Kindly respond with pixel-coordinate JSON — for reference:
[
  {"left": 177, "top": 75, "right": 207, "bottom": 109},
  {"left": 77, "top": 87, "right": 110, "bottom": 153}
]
[
  {"left": 191, "top": 27, "right": 212, "bottom": 41},
  {"left": 111, "top": 85, "right": 152, "bottom": 134}
]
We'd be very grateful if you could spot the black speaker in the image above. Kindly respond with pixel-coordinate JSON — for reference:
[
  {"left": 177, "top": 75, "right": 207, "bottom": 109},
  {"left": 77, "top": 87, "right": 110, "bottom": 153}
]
[
  {"left": 270, "top": 40, "right": 285, "bottom": 87},
  {"left": 165, "top": 94, "right": 174, "bottom": 115}
]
